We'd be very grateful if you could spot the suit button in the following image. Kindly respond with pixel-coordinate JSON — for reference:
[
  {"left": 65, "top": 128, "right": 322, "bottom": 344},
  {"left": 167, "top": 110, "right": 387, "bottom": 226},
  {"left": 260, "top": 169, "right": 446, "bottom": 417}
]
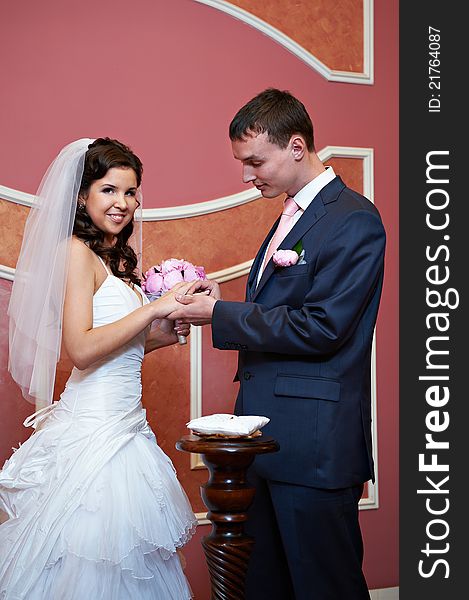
[{"left": 244, "top": 372, "right": 252, "bottom": 380}]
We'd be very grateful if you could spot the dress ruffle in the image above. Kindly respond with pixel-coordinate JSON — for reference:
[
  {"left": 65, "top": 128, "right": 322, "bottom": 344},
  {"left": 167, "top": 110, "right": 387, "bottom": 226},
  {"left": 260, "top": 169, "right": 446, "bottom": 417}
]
[{"left": 0, "top": 408, "right": 197, "bottom": 599}]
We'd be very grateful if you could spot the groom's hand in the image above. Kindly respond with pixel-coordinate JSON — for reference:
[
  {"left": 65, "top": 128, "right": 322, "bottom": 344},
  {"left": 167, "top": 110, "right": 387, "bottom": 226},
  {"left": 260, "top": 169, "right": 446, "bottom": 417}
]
[
  {"left": 186, "top": 278, "right": 221, "bottom": 299},
  {"left": 168, "top": 293, "right": 217, "bottom": 326}
]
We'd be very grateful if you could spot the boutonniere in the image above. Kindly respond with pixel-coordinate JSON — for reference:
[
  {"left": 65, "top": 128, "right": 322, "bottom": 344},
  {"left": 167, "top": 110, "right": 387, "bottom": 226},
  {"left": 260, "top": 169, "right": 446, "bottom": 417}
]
[{"left": 273, "top": 240, "right": 306, "bottom": 267}]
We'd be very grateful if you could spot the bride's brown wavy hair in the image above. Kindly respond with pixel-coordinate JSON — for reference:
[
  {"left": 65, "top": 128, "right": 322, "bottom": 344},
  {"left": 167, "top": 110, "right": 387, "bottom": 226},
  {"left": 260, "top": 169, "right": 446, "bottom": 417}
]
[{"left": 73, "top": 137, "right": 143, "bottom": 286}]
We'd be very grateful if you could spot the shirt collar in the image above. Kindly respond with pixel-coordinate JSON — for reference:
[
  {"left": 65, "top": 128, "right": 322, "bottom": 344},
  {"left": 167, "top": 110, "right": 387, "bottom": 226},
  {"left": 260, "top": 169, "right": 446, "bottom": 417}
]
[{"left": 292, "top": 166, "right": 336, "bottom": 212}]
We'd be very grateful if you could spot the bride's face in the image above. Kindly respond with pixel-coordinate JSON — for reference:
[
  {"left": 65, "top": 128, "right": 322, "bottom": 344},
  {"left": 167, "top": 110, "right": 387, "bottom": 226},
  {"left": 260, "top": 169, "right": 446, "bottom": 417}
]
[{"left": 81, "top": 167, "right": 139, "bottom": 245}]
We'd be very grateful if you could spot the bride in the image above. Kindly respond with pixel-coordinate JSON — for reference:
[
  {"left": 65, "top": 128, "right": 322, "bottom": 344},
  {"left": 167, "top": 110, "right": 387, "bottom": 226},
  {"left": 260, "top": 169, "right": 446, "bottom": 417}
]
[{"left": 0, "top": 138, "right": 197, "bottom": 599}]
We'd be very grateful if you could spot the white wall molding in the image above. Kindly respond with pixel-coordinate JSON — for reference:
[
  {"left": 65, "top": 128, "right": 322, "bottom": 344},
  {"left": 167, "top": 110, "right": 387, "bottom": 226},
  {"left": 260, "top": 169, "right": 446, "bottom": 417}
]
[
  {"left": 369, "top": 587, "right": 399, "bottom": 600},
  {"left": 321, "top": 146, "right": 378, "bottom": 507},
  {"left": 0, "top": 185, "right": 35, "bottom": 207},
  {"left": 189, "top": 325, "right": 205, "bottom": 471},
  {"left": 194, "top": 0, "right": 373, "bottom": 84},
  {"left": 195, "top": 512, "right": 210, "bottom": 525},
  {"left": 1, "top": 146, "right": 373, "bottom": 219},
  {"left": 207, "top": 259, "right": 253, "bottom": 283},
  {"left": 319, "top": 146, "right": 374, "bottom": 203},
  {"left": 0, "top": 184, "right": 261, "bottom": 220},
  {"left": 360, "top": 333, "right": 378, "bottom": 510},
  {"left": 0, "top": 265, "right": 15, "bottom": 282},
  {"left": 141, "top": 189, "right": 259, "bottom": 221},
  {"left": 0, "top": 260, "right": 253, "bottom": 285}
]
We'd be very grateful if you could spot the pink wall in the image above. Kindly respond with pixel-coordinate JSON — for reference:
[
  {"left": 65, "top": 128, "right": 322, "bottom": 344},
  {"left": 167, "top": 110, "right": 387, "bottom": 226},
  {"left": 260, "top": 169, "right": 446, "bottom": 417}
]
[
  {"left": 0, "top": 0, "right": 398, "bottom": 594},
  {"left": 0, "top": 280, "right": 33, "bottom": 459}
]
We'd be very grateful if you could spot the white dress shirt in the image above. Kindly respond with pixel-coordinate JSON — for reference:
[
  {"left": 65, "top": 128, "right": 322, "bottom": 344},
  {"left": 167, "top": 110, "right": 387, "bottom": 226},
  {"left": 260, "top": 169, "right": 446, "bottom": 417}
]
[{"left": 256, "top": 167, "right": 336, "bottom": 285}]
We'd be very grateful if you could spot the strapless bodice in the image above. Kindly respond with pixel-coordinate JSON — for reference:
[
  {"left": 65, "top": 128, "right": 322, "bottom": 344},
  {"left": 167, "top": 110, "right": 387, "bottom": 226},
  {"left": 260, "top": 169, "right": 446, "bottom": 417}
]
[{"left": 58, "top": 274, "right": 150, "bottom": 416}]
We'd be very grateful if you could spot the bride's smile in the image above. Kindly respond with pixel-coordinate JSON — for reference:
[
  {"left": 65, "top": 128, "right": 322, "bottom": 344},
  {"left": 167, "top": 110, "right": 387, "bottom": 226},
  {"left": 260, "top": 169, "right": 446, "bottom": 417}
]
[
  {"left": 107, "top": 212, "right": 126, "bottom": 223},
  {"left": 80, "top": 166, "right": 139, "bottom": 244}
]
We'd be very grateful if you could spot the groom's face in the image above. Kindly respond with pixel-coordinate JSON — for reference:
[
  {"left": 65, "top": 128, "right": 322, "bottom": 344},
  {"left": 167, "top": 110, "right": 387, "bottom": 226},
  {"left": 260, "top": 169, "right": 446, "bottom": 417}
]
[{"left": 231, "top": 131, "right": 296, "bottom": 199}]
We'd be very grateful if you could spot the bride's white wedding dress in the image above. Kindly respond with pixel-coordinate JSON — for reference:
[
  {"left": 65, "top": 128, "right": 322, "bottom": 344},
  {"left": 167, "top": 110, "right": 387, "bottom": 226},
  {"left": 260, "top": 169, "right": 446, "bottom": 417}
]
[{"left": 0, "top": 258, "right": 197, "bottom": 599}]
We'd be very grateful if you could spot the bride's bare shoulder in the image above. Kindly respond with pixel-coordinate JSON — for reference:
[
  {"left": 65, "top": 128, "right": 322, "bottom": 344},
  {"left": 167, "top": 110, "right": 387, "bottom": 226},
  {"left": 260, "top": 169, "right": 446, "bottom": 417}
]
[{"left": 69, "top": 236, "right": 96, "bottom": 272}]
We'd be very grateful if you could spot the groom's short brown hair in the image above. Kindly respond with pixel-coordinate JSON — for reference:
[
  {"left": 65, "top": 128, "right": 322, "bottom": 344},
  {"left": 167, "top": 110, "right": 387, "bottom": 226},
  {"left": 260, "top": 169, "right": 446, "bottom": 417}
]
[{"left": 229, "top": 88, "right": 315, "bottom": 152}]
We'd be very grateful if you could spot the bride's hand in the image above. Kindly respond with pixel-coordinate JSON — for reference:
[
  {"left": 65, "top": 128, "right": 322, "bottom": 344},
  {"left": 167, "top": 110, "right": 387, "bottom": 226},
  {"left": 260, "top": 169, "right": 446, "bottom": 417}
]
[
  {"left": 158, "top": 317, "right": 190, "bottom": 339},
  {"left": 147, "top": 319, "right": 190, "bottom": 351},
  {"left": 150, "top": 282, "right": 193, "bottom": 319}
]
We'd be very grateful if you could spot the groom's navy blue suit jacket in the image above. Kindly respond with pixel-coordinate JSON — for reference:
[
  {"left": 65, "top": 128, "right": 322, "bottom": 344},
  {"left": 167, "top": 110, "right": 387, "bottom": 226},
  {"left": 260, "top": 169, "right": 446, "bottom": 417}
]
[{"left": 211, "top": 176, "right": 386, "bottom": 489}]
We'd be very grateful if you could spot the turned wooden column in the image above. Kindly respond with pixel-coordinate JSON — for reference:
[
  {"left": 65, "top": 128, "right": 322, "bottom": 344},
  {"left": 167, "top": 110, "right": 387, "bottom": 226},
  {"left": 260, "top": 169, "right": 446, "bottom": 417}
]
[{"left": 176, "top": 434, "right": 279, "bottom": 600}]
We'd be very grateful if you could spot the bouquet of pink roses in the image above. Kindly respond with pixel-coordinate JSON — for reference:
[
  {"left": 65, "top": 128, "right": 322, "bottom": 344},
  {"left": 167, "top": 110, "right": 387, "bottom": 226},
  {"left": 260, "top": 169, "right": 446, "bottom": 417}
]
[{"left": 141, "top": 258, "right": 207, "bottom": 344}]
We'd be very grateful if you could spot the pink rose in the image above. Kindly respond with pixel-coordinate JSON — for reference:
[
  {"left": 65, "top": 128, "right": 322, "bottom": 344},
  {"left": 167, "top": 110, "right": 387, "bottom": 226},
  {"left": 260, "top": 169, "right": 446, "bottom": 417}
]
[
  {"left": 161, "top": 258, "right": 184, "bottom": 274},
  {"left": 272, "top": 249, "right": 299, "bottom": 267},
  {"left": 195, "top": 265, "right": 206, "bottom": 279},
  {"left": 142, "top": 258, "right": 207, "bottom": 298},
  {"left": 182, "top": 264, "right": 198, "bottom": 282},
  {"left": 162, "top": 269, "right": 184, "bottom": 291},
  {"left": 143, "top": 271, "right": 164, "bottom": 295},
  {"left": 143, "top": 266, "right": 158, "bottom": 280}
]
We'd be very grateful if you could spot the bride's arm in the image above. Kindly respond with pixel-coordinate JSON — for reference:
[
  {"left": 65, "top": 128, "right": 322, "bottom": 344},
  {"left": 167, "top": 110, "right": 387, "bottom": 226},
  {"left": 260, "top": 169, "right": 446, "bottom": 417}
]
[{"left": 62, "top": 239, "right": 191, "bottom": 370}]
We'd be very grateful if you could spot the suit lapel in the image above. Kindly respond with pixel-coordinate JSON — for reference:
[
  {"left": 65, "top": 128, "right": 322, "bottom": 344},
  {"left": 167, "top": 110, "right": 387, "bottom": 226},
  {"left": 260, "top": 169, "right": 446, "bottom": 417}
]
[
  {"left": 251, "top": 176, "right": 345, "bottom": 301},
  {"left": 246, "top": 218, "right": 280, "bottom": 301}
]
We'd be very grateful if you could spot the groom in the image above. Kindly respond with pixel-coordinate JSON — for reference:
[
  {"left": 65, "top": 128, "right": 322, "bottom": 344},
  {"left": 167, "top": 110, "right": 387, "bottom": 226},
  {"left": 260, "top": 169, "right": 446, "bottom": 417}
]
[{"left": 170, "top": 88, "right": 386, "bottom": 599}]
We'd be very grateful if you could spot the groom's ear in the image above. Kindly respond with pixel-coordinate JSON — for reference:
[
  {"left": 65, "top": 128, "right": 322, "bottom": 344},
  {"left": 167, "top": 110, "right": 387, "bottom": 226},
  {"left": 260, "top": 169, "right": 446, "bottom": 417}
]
[{"left": 290, "top": 136, "right": 307, "bottom": 161}]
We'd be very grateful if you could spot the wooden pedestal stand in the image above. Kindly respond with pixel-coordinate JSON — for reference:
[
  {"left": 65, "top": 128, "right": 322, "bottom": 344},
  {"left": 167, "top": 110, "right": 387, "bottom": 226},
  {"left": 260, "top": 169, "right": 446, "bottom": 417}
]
[{"left": 176, "top": 434, "right": 279, "bottom": 600}]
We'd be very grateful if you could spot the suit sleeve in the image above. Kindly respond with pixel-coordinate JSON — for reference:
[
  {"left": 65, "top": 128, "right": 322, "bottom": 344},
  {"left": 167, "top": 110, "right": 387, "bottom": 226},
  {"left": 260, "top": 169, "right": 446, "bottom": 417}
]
[{"left": 211, "top": 209, "right": 386, "bottom": 356}]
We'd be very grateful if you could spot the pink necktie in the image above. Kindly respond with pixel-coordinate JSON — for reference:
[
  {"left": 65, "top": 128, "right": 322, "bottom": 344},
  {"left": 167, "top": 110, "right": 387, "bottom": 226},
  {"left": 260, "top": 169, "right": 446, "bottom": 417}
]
[{"left": 262, "top": 196, "right": 300, "bottom": 272}]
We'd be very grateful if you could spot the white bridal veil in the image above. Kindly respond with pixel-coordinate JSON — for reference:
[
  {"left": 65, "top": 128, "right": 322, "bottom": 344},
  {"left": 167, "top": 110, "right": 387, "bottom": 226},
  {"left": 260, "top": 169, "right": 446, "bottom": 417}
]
[
  {"left": 8, "top": 138, "right": 94, "bottom": 407},
  {"left": 8, "top": 138, "right": 144, "bottom": 408}
]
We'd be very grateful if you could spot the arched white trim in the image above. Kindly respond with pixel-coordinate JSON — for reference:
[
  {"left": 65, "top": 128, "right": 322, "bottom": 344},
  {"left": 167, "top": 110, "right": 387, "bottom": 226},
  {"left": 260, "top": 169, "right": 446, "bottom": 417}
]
[
  {"left": 1, "top": 146, "right": 373, "bottom": 220},
  {"left": 194, "top": 0, "right": 374, "bottom": 84},
  {"left": 0, "top": 265, "right": 15, "bottom": 282},
  {"left": 319, "top": 146, "right": 374, "bottom": 203},
  {"left": 0, "top": 184, "right": 261, "bottom": 220},
  {"left": 207, "top": 259, "right": 253, "bottom": 283},
  {"left": 141, "top": 188, "right": 260, "bottom": 221},
  {"left": 0, "top": 260, "right": 253, "bottom": 284},
  {"left": 0, "top": 186, "right": 35, "bottom": 207}
]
